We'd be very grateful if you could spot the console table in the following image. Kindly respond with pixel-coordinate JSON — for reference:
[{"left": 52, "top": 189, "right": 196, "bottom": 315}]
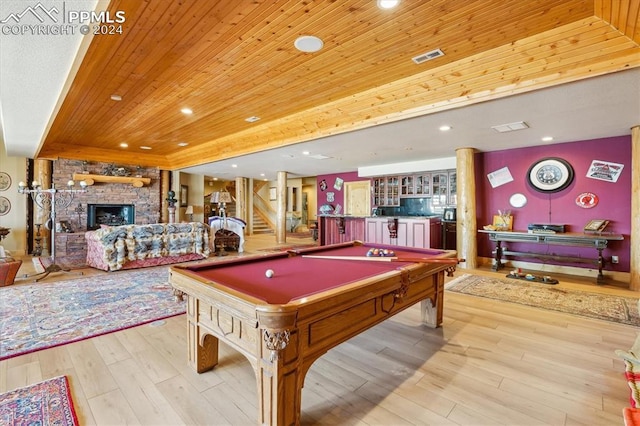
[{"left": 478, "top": 230, "right": 624, "bottom": 283}]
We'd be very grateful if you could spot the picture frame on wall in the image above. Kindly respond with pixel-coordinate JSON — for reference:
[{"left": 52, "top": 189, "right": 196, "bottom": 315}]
[
  {"left": 180, "top": 185, "right": 188, "bottom": 207},
  {"left": 269, "top": 187, "right": 276, "bottom": 201}
]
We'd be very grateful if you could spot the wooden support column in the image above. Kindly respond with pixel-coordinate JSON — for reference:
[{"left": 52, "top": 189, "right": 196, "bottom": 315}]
[
  {"left": 33, "top": 159, "right": 52, "bottom": 256},
  {"left": 456, "top": 148, "right": 478, "bottom": 269},
  {"left": 630, "top": 125, "right": 640, "bottom": 291},
  {"left": 276, "top": 171, "right": 287, "bottom": 244},
  {"left": 235, "top": 177, "right": 247, "bottom": 223},
  {"left": 247, "top": 178, "right": 254, "bottom": 235},
  {"left": 160, "top": 170, "right": 170, "bottom": 223}
]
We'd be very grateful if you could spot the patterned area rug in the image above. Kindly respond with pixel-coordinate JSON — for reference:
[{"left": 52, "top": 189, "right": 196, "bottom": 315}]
[
  {"left": 0, "top": 376, "right": 79, "bottom": 426},
  {"left": 446, "top": 274, "right": 640, "bottom": 326},
  {"left": 0, "top": 267, "right": 184, "bottom": 360}
]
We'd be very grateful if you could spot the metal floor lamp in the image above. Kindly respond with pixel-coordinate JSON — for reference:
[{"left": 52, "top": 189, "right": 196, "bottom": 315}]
[{"left": 19, "top": 179, "right": 88, "bottom": 281}]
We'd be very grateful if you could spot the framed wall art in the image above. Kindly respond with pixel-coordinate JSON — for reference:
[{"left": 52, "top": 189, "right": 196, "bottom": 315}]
[
  {"left": 180, "top": 185, "right": 189, "bottom": 207},
  {"left": 586, "top": 160, "right": 624, "bottom": 183}
]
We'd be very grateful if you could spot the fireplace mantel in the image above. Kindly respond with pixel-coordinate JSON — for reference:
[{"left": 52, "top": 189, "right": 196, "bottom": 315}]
[{"left": 72, "top": 173, "right": 151, "bottom": 187}]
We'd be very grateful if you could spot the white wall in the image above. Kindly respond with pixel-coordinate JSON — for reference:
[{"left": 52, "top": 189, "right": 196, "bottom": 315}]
[{"left": 0, "top": 141, "right": 27, "bottom": 255}]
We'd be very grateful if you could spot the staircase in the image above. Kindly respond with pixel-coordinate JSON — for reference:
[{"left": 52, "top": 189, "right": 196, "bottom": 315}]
[
  {"left": 225, "top": 203, "right": 273, "bottom": 234},
  {"left": 253, "top": 211, "right": 273, "bottom": 234}
]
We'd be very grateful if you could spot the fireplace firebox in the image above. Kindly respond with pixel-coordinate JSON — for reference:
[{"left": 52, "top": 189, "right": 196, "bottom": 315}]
[{"left": 87, "top": 204, "right": 135, "bottom": 230}]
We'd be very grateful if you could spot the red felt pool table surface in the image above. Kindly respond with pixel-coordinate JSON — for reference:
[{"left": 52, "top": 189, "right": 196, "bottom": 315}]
[{"left": 179, "top": 242, "right": 451, "bottom": 304}]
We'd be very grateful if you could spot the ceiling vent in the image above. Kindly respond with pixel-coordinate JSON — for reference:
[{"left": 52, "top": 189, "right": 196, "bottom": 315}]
[
  {"left": 412, "top": 48, "right": 444, "bottom": 64},
  {"left": 491, "top": 121, "right": 529, "bottom": 133}
]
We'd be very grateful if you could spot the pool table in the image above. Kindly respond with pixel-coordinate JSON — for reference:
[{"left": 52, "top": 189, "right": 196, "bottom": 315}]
[{"left": 169, "top": 241, "right": 458, "bottom": 425}]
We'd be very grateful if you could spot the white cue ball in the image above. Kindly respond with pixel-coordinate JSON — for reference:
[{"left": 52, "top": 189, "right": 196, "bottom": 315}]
[{"left": 265, "top": 269, "right": 274, "bottom": 278}]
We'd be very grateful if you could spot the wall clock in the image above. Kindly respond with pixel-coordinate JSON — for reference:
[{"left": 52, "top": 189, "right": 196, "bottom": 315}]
[{"left": 527, "top": 157, "right": 574, "bottom": 193}]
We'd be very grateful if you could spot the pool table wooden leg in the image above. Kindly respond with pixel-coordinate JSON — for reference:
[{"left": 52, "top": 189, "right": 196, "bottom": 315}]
[
  {"left": 420, "top": 275, "right": 444, "bottom": 328},
  {"left": 186, "top": 296, "right": 219, "bottom": 373},
  {"left": 257, "top": 331, "right": 304, "bottom": 426}
]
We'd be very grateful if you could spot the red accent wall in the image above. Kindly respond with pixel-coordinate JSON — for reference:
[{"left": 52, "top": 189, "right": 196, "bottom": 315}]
[
  {"left": 315, "top": 171, "right": 361, "bottom": 215},
  {"left": 315, "top": 136, "right": 631, "bottom": 273},
  {"left": 476, "top": 136, "right": 631, "bottom": 271}
]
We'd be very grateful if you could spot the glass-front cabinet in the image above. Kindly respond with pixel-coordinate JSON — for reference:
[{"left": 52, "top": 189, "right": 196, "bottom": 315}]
[
  {"left": 373, "top": 176, "right": 400, "bottom": 206},
  {"left": 401, "top": 174, "right": 431, "bottom": 196},
  {"left": 431, "top": 172, "right": 449, "bottom": 207},
  {"left": 415, "top": 174, "right": 431, "bottom": 196},
  {"left": 373, "top": 169, "right": 455, "bottom": 208},
  {"left": 401, "top": 176, "right": 414, "bottom": 196},
  {"left": 448, "top": 170, "right": 457, "bottom": 205}
]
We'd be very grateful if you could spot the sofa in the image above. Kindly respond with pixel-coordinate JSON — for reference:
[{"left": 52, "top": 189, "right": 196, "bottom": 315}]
[{"left": 85, "top": 222, "right": 210, "bottom": 271}]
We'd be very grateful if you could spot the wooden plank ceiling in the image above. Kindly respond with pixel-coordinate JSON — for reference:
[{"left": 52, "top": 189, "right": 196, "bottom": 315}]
[{"left": 38, "top": 0, "right": 640, "bottom": 170}]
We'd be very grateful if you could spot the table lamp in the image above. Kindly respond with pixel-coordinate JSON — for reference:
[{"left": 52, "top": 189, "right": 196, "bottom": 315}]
[{"left": 185, "top": 205, "right": 194, "bottom": 221}]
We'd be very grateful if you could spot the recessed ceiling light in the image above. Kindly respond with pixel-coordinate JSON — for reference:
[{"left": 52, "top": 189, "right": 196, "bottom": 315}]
[
  {"left": 119, "top": 142, "right": 128, "bottom": 148},
  {"left": 439, "top": 125, "right": 452, "bottom": 131},
  {"left": 260, "top": 173, "right": 265, "bottom": 177},
  {"left": 177, "top": 142, "right": 189, "bottom": 147},
  {"left": 140, "top": 146, "right": 152, "bottom": 150},
  {"left": 231, "top": 164, "right": 237, "bottom": 168},
  {"left": 181, "top": 108, "right": 193, "bottom": 115},
  {"left": 294, "top": 35, "right": 324, "bottom": 53},
  {"left": 245, "top": 116, "right": 261, "bottom": 123},
  {"left": 309, "top": 154, "right": 331, "bottom": 160},
  {"left": 541, "top": 136, "right": 554, "bottom": 142},
  {"left": 110, "top": 94, "right": 122, "bottom": 101},
  {"left": 302, "top": 151, "right": 310, "bottom": 155},
  {"left": 377, "top": 0, "right": 399, "bottom": 9}
]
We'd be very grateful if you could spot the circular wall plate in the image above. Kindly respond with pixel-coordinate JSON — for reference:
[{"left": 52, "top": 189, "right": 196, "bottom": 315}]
[
  {"left": 0, "top": 172, "right": 10, "bottom": 191},
  {"left": 576, "top": 192, "right": 599, "bottom": 209},
  {"left": 509, "top": 193, "right": 528, "bottom": 208},
  {"left": 0, "top": 196, "right": 10, "bottom": 216},
  {"left": 527, "top": 157, "right": 574, "bottom": 193}
]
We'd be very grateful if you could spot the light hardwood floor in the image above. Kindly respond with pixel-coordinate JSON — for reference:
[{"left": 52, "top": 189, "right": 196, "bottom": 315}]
[{"left": 1, "top": 235, "right": 638, "bottom": 425}]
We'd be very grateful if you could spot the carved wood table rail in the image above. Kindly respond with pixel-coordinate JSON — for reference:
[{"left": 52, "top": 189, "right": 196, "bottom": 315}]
[{"left": 478, "top": 230, "right": 624, "bottom": 284}]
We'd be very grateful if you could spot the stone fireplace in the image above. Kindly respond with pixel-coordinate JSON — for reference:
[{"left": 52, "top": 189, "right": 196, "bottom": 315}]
[
  {"left": 50, "top": 158, "right": 162, "bottom": 267},
  {"left": 87, "top": 204, "right": 135, "bottom": 230}
]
